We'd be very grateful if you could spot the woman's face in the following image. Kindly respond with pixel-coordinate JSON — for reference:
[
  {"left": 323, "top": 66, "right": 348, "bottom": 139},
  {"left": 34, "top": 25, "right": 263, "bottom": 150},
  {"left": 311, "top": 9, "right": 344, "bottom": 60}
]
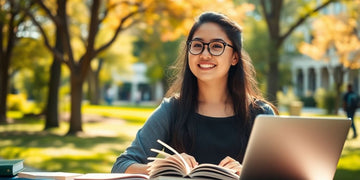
[{"left": 188, "top": 22, "right": 238, "bottom": 83}]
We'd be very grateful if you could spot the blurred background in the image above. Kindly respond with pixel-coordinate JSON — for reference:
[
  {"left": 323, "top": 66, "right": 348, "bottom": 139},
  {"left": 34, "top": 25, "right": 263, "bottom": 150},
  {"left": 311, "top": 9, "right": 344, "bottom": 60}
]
[{"left": 1, "top": 0, "right": 360, "bottom": 179}]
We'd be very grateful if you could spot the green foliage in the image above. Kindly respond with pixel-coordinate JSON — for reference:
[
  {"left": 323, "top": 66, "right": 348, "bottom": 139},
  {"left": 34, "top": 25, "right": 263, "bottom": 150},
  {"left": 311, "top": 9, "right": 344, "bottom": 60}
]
[
  {"left": 315, "top": 88, "right": 337, "bottom": 114},
  {"left": 314, "top": 88, "right": 327, "bottom": 109},
  {"left": 6, "top": 94, "right": 42, "bottom": 114},
  {"left": 132, "top": 22, "right": 183, "bottom": 90},
  {"left": 243, "top": 17, "right": 269, "bottom": 85},
  {"left": 276, "top": 87, "right": 299, "bottom": 109},
  {"left": 12, "top": 38, "right": 52, "bottom": 71},
  {"left": 324, "top": 91, "right": 337, "bottom": 114},
  {"left": 7, "top": 94, "right": 27, "bottom": 111},
  {"left": 14, "top": 67, "right": 49, "bottom": 110},
  {"left": 279, "top": 62, "right": 293, "bottom": 87},
  {"left": 10, "top": 37, "right": 52, "bottom": 110},
  {"left": 299, "top": 96, "right": 317, "bottom": 107}
]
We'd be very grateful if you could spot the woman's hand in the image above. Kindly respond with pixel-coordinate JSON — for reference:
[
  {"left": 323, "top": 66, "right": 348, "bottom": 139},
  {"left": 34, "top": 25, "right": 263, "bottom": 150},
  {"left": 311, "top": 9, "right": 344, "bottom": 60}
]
[
  {"left": 219, "top": 156, "right": 242, "bottom": 175},
  {"left": 166, "top": 153, "right": 198, "bottom": 169}
]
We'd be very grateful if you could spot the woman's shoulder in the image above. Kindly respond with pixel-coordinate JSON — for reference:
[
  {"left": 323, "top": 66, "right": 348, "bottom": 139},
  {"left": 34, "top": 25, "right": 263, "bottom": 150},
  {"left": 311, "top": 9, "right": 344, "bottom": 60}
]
[
  {"left": 160, "top": 97, "right": 178, "bottom": 107},
  {"left": 153, "top": 97, "right": 179, "bottom": 115},
  {"left": 252, "top": 99, "right": 276, "bottom": 115}
]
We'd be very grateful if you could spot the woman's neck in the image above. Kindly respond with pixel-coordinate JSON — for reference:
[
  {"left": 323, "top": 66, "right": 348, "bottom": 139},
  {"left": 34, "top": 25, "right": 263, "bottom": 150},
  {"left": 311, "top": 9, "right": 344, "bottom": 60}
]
[
  {"left": 197, "top": 80, "right": 234, "bottom": 117},
  {"left": 198, "top": 82, "right": 228, "bottom": 103}
]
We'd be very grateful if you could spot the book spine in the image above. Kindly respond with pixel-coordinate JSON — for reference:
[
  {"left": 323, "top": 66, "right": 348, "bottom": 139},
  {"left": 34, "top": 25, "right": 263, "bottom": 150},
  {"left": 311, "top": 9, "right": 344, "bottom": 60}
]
[{"left": 0, "top": 165, "right": 14, "bottom": 176}]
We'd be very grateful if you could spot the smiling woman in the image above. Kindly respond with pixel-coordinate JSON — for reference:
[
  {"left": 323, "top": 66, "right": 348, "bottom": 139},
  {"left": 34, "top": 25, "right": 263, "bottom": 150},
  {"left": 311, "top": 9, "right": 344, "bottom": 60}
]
[{"left": 111, "top": 11, "right": 278, "bottom": 176}]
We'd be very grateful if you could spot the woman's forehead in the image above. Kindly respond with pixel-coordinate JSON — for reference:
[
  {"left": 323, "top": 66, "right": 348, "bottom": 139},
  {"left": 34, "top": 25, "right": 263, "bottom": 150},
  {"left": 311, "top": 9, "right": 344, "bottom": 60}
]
[{"left": 192, "top": 22, "right": 230, "bottom": 43}]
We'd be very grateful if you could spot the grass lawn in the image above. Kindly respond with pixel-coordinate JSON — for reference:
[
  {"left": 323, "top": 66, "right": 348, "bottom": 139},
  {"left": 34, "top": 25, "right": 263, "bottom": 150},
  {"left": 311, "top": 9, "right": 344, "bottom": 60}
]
[{"left": 1, "top": 106, "right": 360, "bottom": 179}]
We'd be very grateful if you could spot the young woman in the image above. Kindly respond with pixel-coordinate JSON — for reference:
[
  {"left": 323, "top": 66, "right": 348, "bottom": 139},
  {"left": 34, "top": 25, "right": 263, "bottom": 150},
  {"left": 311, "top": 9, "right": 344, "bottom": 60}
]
[{"left": 111, "top": 11, "right": 278, "bottom": 175}]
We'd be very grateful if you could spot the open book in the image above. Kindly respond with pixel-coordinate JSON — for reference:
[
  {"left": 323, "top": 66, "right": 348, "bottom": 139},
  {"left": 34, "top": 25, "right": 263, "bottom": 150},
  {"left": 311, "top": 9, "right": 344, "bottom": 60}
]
[{"left": 147, "top": 140, "right": 240, "bottom": 180}]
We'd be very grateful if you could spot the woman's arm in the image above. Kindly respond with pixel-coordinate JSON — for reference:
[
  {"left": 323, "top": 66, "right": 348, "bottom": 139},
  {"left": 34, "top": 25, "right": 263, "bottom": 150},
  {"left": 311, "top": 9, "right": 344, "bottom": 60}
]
[
  {"left": 124, "top": 163, "right": 149, "bottom": 174},
  {"left": 111, "top": 98, "right": 175, "bottom": 173}
]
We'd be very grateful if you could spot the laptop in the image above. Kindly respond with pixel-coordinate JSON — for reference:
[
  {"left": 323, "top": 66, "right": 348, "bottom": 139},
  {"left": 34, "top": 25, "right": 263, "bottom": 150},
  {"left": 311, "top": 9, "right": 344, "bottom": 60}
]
[{"left": 240, "top": 115, "right": 351, "bottom": 180}]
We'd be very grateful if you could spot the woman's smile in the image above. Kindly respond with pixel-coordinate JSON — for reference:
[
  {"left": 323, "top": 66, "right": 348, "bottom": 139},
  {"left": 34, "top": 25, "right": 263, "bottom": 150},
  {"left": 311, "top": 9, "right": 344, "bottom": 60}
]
[{"left": 198, "top": 63, "right": 216, "bottom": 69}]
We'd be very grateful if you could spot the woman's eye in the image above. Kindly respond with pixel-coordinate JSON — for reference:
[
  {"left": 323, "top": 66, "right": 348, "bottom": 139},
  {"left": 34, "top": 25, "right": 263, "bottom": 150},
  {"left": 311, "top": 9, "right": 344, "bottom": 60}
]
[
  {"left": 211, "top": 43, "right": 223, "bottom": 49},
  {"left": 193, "top": 43, "right": 203, "bottom": 48}
]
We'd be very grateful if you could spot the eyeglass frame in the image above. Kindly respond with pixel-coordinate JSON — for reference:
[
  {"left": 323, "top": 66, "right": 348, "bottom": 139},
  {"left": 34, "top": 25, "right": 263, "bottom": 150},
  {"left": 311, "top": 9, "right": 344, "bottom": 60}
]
[{"left": 187, "top": 39, "right": 234, "bottom": 56}]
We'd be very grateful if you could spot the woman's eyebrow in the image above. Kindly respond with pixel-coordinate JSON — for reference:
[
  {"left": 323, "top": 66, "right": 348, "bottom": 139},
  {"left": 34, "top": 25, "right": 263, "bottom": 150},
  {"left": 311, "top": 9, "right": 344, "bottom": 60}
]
[
  {"left": 192, "top": 37, "right": 203, "bottom": 41},
  {"left": 192, "top": 37, "right": 225, "bottom": 42},
  {"left": 211, "top": 38, "right": 226, "bottom": 42}
]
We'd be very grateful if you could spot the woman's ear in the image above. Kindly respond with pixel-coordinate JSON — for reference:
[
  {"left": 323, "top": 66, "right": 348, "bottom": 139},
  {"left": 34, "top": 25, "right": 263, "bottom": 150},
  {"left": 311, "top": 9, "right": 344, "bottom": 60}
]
[{"left": 231, "top": 53, "right": 239, "bottom": 66}]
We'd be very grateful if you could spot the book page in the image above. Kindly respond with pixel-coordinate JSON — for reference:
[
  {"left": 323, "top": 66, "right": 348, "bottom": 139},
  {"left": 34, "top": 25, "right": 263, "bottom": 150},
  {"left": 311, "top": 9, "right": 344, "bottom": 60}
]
[
  {"left": 17, "top": 172, "right": 83, "bottom": 180},
  {"left": 156, "top": 140, "right": 191, "bottom": 174},
  {"left": 74, "top": 173, "right": 149, "bottom": 180},
  {"left": 189, "top": 163, "right": 239, "bottom": 179},
  {"left": 148, "top": 157, "right": 186, "bottom": 177}
]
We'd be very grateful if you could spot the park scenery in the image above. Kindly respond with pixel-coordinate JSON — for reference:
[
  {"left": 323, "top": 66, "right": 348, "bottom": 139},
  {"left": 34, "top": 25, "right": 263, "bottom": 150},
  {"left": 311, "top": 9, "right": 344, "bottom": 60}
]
[{"left": 1, "top": 0, "right": 360, "bottom": 179}]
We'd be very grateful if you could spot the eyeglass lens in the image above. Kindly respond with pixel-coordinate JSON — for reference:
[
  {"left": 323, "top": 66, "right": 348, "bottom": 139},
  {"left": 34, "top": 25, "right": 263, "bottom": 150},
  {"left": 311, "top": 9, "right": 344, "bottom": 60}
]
[{"left": 189, "top": 40, "right": 225, "bottom": 56}]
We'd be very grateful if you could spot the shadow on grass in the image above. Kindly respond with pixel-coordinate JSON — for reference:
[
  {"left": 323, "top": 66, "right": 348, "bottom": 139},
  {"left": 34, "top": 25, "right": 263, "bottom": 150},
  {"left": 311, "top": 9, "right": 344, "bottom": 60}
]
[
  {"left": 334, "top": 169, "right": 360, "bottom": 180},
  {"left": 333, "top": 142, "right": 360, "bottom": 179},
  {"left": 0, "top": 130, "right": 127, "bottom": 149},
  {"left": 40, "top": 156, "right": 115, "bottom": 173},
  {"left": 0, "top": 117, "right": 134, "bottom": 173},
  {"left": 0, "top": 116, "right": 131, "bottom": 151}
]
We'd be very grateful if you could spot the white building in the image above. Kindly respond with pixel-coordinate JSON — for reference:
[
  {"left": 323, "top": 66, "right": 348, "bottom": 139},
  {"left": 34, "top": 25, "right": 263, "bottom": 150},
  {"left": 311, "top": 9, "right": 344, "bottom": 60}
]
[{"left": 109, "top": 63, "right": 164, "bottom": 105}]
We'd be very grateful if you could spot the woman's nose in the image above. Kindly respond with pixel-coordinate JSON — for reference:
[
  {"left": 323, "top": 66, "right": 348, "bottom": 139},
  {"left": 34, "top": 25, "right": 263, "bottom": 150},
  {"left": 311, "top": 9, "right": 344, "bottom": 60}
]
[{"left": 200, "top": 46, "right": 211, "bottom": 58}]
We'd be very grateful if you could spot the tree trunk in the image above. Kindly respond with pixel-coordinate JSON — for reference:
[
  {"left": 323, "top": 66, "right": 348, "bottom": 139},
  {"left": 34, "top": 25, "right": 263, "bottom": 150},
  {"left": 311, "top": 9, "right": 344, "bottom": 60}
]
[
  {"left": 87, "top": 68, "right": 100, "bottom": 105},
  {"left": 67, "top": 70, "right": 83, "bottom": 135},
  {"left": 44, "top": 57, "right": 62, "bottom": 129},
  {"left": 0, "top": 10, "right": 17, "bottom": 124},
  {"left": 87, "top": 58, "right": 103, "bottom": 105},
  {"left": 44, "top": 22, "right": 63, "bottom": 129},
  {"left": 0, "top": 55, "right": 10, "bottom": 124},
  {"left": 266, "top": 42, "right": 280, "bottom": 105}
]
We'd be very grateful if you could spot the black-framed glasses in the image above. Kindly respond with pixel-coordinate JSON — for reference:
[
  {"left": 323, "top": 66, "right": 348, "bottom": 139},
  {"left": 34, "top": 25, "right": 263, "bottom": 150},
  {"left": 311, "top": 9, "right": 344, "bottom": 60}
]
[{"left": 188, "top": 40, "right": 234, "bottom": 56}]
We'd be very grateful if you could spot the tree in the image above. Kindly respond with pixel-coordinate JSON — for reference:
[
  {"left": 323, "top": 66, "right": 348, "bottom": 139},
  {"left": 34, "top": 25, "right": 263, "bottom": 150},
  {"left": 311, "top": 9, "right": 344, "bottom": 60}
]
[
  {"left": 258, "top": 0, "right": 339, "bottom": 104},
  {"left": 28, "top": 0, "right": 150, "bottom": 135},
  {"left": 299, "top": 14, "right": 360, "bottom": 114},
  {"left": 0, "top": 0, "right": 33, "bottom": 123}
]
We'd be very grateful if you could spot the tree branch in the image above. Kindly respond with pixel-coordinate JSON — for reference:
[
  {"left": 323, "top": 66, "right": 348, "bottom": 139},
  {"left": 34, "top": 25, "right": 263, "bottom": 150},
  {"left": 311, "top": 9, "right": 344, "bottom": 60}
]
[
  {"left": 15, "top": 1, "right": 35, "bottom": 28},
  {"left": 57, "top": 0, "right": 75, "bottom": 67},
  {"left": 35, "top": 0, "right": 59, "bottom": 24},
  {"left": 279, "top": 0, "right": 338, "bottom": 45},
  {"left": 5, "top": 1, "right": 19, "bottom": 59},
  {"left": 95, "top": 7, "right": 146, "bottom": 56},
  {"left": 80, "top": 0, "right": 101, "bottom": 81},
  {"left": 26, "top": 10, "right": 68, "bottom": 66},
  {"left": 260, "top": 0, "right": 283, "bottom": 39}
]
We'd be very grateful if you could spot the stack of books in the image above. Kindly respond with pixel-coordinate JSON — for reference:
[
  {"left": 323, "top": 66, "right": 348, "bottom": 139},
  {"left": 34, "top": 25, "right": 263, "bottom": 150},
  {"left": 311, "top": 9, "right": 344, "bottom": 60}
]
[{"left": 0, "top": 159, "right": 24, "bottom": 177}]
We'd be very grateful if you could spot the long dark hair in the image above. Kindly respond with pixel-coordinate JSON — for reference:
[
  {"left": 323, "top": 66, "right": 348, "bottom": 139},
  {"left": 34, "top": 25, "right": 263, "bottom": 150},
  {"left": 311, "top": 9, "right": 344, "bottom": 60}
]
[{"left": 166, "top": 11, "right": 277, "bottom": 159}]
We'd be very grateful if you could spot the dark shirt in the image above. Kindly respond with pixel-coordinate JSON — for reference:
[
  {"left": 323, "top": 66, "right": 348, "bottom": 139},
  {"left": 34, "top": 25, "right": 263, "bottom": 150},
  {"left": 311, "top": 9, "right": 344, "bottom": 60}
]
[
  {"left": 111, "top": 97, "right": 275, "bottom": 173},
  {"left": 344, "top": 91, "right": 358, "bottom": 111},
  {"left": 191, "top": 113, "right": 242, "bottom": 164}
]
